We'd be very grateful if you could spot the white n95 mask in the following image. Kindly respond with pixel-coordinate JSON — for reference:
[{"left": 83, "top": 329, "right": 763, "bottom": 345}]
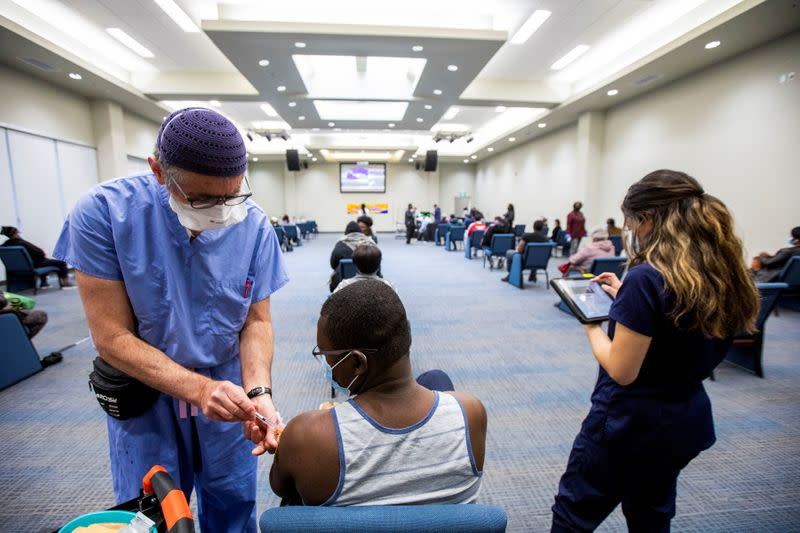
[{"left": 168, "top": 194, "right": 247, "bottom": 232}]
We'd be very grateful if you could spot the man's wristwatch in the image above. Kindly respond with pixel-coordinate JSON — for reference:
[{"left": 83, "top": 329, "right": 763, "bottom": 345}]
[{"left": 246, "top": 386, "right": 272, "bottom": 399}]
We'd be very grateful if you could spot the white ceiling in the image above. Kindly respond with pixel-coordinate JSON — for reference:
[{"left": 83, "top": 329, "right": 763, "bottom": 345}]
[{"left": 0, "top": 0, "right": 797, "bottom": 163}]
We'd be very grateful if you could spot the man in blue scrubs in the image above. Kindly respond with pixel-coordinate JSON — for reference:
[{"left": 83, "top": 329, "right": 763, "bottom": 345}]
[{"left": 54, "top": 107, "right": 288, "bottom": 531}]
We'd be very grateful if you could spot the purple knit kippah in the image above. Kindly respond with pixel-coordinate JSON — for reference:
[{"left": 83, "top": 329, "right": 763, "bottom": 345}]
[{"left": 157, "top": 107, "right": 247, "bottom": 177}]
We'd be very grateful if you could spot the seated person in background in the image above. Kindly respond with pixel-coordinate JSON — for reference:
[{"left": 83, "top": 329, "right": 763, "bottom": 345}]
[
  {"left": 1, "top": 226, "right": 73, "bottom": 288},
  {"left": 334, "top": 244, "right": 393, "bottom": 293},
  {"left": 329, "top": 222, "right": 376, "bottom": 292},
  {"left": 606, "top": 217, "right": 622, "bottom": 236},
  {"left": 539, "top": 217, "right": 549, "bottom": 236},
  {"left": 269, "top": 280, "right": 486, "bottom": 506},
  {"left": 551, "top": 219, "right": 563, "bottom": 242},
  {"left": 357, "top": 215, "right": 378, "bottom": 244},
  {"left": 448, "top": 214, "right": 459, "bottom": 225},
  {"left": 561, "top": 227, "right": 615, "bottom": 274},
  {"left": 481, "top": 216, "right": 513, "bottom": 268},
  {"left": 751, "top": 226, "right": 800, "bottom": 282},
  {"left": 467, "top": 216, "right": 487, "bottom": 237},
  {"left": 281, "top": 214, "right": 291, "bottom": 224},
  {"left": 0, "top": 292, "right": 48, "bottom": 339},
  {"left": 501, "top": 220, "right": 550, "bottom": 282}
]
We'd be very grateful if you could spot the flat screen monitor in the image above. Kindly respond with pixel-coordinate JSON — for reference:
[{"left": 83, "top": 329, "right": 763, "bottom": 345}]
[{"left": 340, "top": 163, "right": 386, "bottom": 193}]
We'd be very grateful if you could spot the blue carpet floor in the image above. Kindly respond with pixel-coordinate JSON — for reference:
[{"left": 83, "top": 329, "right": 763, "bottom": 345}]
[{"left": 1, "top": 232, "right": 799, "bottom": 532}]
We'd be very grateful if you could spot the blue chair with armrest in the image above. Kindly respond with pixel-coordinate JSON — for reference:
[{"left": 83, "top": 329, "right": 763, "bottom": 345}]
[
  {"left": 776, "top": 256, "right": 800, "bottom": 312},
  {"left": 609, "top": 235, "right": 623, "bottom": 256},
  {"left": 590, "top": 257, "right": 627, "bottom": 278},
  {"left": 466, "top": 230, "right": 485, "bottom": 259},
  {"left": 435, "top": 224, "right": 451, "bottom": 246},
  {"left": 445, "top": 225, "right": 466, "bottom": 251},
  {"left": 0, "top": 246, "right": 61, "bottom": 294},
  {"left": 336, "top": 258, "right": 357, "bottom": 282},
  {"left": 509, "top": 243, "right": 556, "bottom": 289},
  {"left": 273, "top": 226, "right": 289, "bottom": 252},
  {"left": 483, "top": 234, "right": 515, "bottom": 269},
  {"left": 513, "top": 224, "right": 526, "bottom": 238},
  {"left": 0, "top": 313, "right": 43, "bottom": 391},
  {"left": 722, "top": 282, "right": 787, "bottom": 377},
  {"left": 260, "top": 504, "right": 508, "bottom": 533},
  {"left": 283, "top": 224, "right": 302, "bottom": 247}
]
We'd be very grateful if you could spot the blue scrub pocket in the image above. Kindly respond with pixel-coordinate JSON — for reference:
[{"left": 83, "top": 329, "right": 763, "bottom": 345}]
[{"left": 209, "top": 279, "right": 251, "bottom": 335}]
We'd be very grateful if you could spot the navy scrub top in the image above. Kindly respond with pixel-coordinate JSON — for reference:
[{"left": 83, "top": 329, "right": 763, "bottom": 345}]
[{"left": 588, "top": 264, "right": 731, "bottom": 454}]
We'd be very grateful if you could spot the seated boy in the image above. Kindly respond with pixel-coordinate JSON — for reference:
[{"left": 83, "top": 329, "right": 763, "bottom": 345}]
[
  {"left": 334, "top": 244, "right": 394, "bottom": 293},
  {"left": 267, "top": 280, "right": 486, "bottom": 506}
]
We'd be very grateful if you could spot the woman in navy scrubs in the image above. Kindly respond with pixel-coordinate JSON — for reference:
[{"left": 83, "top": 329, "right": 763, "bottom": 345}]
[{"left": 551, "top": 170, "right": 760, "bottom": 532}]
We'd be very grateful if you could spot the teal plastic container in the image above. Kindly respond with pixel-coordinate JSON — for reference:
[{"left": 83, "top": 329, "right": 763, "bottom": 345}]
[{"left": 59, "top": 510, "right": 157, "bottom": 532}]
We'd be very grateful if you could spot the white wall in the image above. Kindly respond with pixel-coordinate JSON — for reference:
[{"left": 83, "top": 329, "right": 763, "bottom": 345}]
[
  {"left": 601, "top": 31, "right": 800, "bottom": 256},
  {"left": 439, "top": 163, "right": 476, "bottom": 217},
  {"left": 475, "top": 125, "right": 580, "bottom": 231},
  {"left": 249, "top": 161, "right": 286, "bottom": 220},
  {"left": 0, "top": 64, "right": 94, "bottom": 145},
  {"left": 472, "top": 31, "right": 800, "bottom": 254},
  {"left": 123, "top": 111, "right": 160, "bottom": 160},
  {"left": 286, "top": 163, "right": 439, "bottom": 232}
]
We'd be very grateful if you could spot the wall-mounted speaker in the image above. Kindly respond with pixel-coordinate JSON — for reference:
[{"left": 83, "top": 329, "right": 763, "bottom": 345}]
[
  {"left": 424, "top": 150, "right": 438, "bottom": 172},
  {"left": 286, "top": 149, "right": 300, "bottom": 171}
]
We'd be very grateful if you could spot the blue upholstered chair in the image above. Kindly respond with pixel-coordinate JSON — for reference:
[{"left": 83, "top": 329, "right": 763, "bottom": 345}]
[
  {"left": 776, "top": 256, "right": 800, "bottom": 311},
  {"left": 552, "top": 229, "right": 570, "bottom": 257},
  {"left": 0, "top": 246, "right": 61, "bottom": 294},
  {"left": 435, "top": 224, "right": 451, "bottom": 246},
  {"left": 513, "top": 224, "right": 526, "bottom": 238},
  {"left": 0, "top": 313, "right": 43, "bottom": 391},
  {"left": 283, "top": 224, "right": 302, "bottom": 246},
  {"left": 722, "top": 282, "right": 787, "bottom": 377},
  {"left": 509, "top": 243, "right": 556, "bottom": 289},
  {"left": 609, "top": 235, "right": 623, "bottom": 256},
  {"left": 590, "top": 257, "right": 627, "bottom": 278},
  {"left": 337, "top": 258, "right": 357, "bottom": 281},
  {"left": 483, "top": 234, "right": 515, "bottom": 269},
  {"left": 273, "top": 226, "right": 288, "bottom": 252},
  {"left": 466, "top": 230, "right": 485, "bottom": 259},
  {"left": 296, "top": 222, "right": 312, "bottom": 239},
  {"left": 445, "top": 225, "right": 466, "bottom": 251},
  {"left": 259, "top": 504, "right": 508, "bottom": 533}
]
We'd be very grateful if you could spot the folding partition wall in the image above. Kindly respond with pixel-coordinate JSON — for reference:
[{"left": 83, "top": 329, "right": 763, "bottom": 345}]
[{"left": 1, "top": 127, "right": 99, "bottom": 281}]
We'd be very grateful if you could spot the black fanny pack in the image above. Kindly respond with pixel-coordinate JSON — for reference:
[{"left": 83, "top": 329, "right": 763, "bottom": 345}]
[{"left": 89, "top": 357, "right": 160, "bottom": 420}]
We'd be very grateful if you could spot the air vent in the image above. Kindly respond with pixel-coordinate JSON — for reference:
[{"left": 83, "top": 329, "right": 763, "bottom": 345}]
[
  {"left": 635, "top": 73, "right": 662, "bottom": 86},
  {"left": 19, "top": 57, "right": 56, "bottom": 71}
]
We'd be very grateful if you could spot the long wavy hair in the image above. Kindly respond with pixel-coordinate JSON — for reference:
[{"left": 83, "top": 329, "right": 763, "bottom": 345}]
[{"left": 621, "top": 170, "right": 758, "bottom": 338}]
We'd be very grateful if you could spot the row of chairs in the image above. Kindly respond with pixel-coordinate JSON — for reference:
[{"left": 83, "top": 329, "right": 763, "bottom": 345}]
[
  {"left": 0, "top": 247, "right": 61, "bottom": 294},
  {"left": 274, "top": 221, "right": 318, "bottom": 251}
]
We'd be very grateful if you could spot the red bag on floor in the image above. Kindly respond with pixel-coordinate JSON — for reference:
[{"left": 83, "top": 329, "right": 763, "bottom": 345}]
[{"left": 558, "top": 262, "right": 571, "bottom": 275}]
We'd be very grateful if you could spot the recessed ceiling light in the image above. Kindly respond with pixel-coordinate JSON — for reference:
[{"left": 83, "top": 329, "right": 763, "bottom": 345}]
[
  {"left": 551, "top": 44, "right": 590, "bottom": 70},
  {"left": 510, "top": 9, "right": 552, "bottom": 45},
  {"left": 408, "top": 158, "right": 413, "bottom": 163},
  {"left": 153, "top": 0, "right": 200, "bottom": 33},
  {"left": 447, "top": 65, "right": 458, "bottom": 72},
  {"left": 705, "top": 40, "right": 721, "bottom": 49},
  {"left": 68, "top": 72, "right": 82, "bottom": 80},
  {"left": 334, "top": 128, "right": 342, "bottom": 131},
  {"left": 208, "top": 100, "right": 221, "bottom": 107},
  {"left": 424, "top": 104, "right": 432, "bottom": 110},
  {"left": 416, "top": 117, "right": 423, "bottom": 123},
  {"left": 258, "top": 59, "right": 270, "bottom": 67},
  {"left": 106, "top": 28, "right": 155, "bottom": 58},
  {"left": 538, "top": 122, "right": 547, "bottom": 128},
  {"left": 388, "top": 123, "right": 395, "bottom": 128},
  {"left": 295, "top": 42, "right": 306, "bottom": 48},
  {"left": 443, "top": 106, "right": 460, "bottom": 120},
  {"left": 298, "top": 116, "right": 306, "bottom": 120},
  {"left": 312, "top": 127, "right": 320, "bottom": 131},
  {"left": 508, "top": 137, "right": 516, "bottom": 142},
  {"left": 288, "top": 102, "right": 297, "bottom": 107},
  {"left": 463, "top": 159, "right": 469, "bottom": 163},
  {"left": 471, "top": 154, "right": 477, "bottom": 159},
  {"left": 260, "top": 103, "right": 277, "bottom": 117},
  {"left": 607, "top": 89, "right": 619, "bottom": 96},
  {"left": 328, "top": 122, "right": 335, "bottom": 127},
  {"left": 252, "top": 157, "right": 258, "bottom": 162},
  {"left": 433, "top": 89, "right": 442, "bottom": 95},
  {"left": 487, "top": 147, "right": 494, "bottom": 152},
  {"left": 277, "top": 85, "right": 286, "bottom": 92},
  {"left": 495, "top": 106, "right": 507, "bottom": 112},
  {"left": 412, "top": 45, "right": 424, "bottom": 52},
  {"left": 312, "top": 157, "right": 318, "bottom": 162}
]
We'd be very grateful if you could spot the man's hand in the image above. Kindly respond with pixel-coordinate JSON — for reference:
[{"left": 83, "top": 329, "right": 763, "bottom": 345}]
[
  {"left": 198, "top": 380, "right": 256, "bottom": 422},
  {"left": 245, "top": 394, "right": 281, "bottom": 456},
  {"left": 593, "top": 272, "right": 622, "bottom": 298}
]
